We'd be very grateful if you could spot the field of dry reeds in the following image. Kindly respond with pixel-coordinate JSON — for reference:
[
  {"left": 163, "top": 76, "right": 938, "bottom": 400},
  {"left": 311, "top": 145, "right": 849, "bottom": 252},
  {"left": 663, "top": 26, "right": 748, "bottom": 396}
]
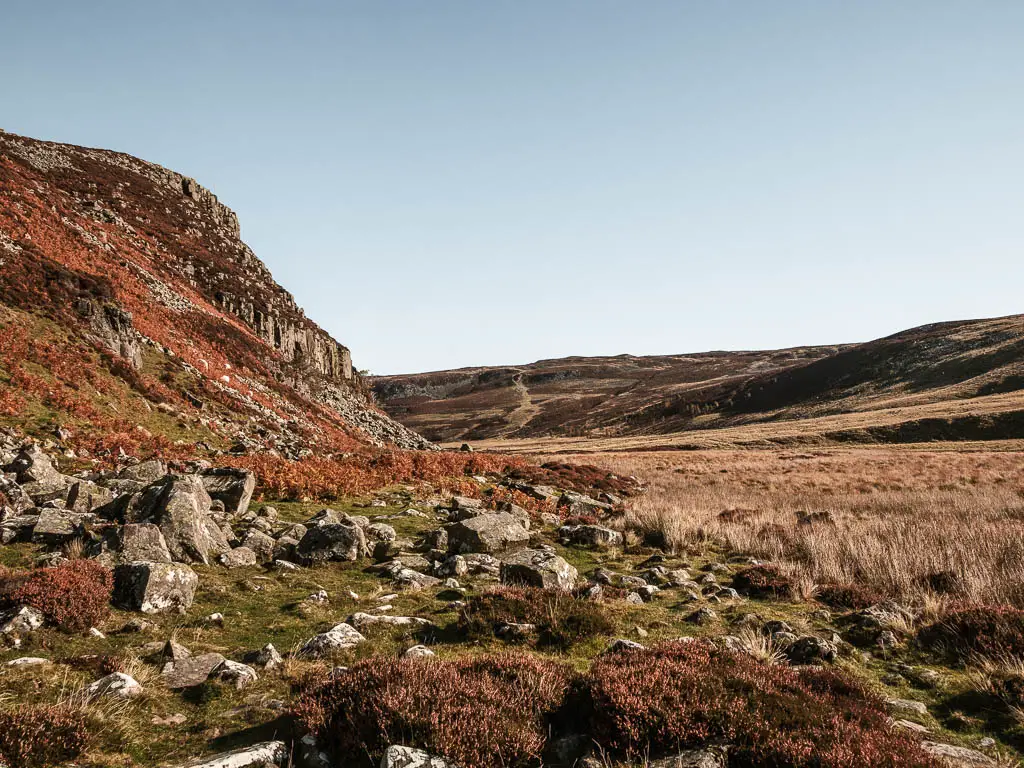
[{"left": 546, "top": 447, "right": 1024, "bottom": 608}]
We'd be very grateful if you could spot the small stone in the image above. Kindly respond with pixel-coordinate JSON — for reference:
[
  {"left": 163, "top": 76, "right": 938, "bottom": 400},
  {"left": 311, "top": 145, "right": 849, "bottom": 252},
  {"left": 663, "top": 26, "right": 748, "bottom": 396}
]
[
  {"left": 887, "top": 698, "right": 928, "bottom": 717},
  {"left": 214, "top": 659, "right": 259, "bottom": 689},
  {"left": 86, "top": 672, "right": 142, "bottom": 700},
  {"left": 402, "top": 645, "right": 436, "bottom": 659},
  {"left": 689, "top": 607, "right": 718, "bottom": 625},
  {"left": 5, "top": 657, "right": 50, "bottom": 667}
]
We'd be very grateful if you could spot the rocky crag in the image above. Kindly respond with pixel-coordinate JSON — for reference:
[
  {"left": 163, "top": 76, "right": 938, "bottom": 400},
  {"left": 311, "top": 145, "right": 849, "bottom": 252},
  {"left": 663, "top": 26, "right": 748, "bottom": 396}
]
[{"left": 0, "top": 129, "right": 430, "bottom": 456}]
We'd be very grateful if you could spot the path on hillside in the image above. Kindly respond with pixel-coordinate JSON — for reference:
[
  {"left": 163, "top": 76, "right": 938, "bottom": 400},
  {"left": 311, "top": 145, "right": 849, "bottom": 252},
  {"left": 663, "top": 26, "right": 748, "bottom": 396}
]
[{"left": 501, "top": 372, "right": 542, "bottom": 437}]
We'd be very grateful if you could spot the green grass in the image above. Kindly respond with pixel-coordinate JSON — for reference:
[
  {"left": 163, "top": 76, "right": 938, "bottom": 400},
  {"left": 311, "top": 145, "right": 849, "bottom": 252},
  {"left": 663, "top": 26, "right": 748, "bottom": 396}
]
[{"left": 0, "top": 496, "right": 1020, "bottom": 766}]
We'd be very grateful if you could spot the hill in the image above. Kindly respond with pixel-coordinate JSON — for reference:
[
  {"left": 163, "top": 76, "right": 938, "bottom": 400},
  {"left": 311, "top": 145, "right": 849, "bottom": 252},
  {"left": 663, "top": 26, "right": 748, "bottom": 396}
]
[
  {"left": 0, "top": 130, "right": 430, "bottom": 459},
  {"left": 372, "top": 315, "right": 1024, "bottom": 446}
]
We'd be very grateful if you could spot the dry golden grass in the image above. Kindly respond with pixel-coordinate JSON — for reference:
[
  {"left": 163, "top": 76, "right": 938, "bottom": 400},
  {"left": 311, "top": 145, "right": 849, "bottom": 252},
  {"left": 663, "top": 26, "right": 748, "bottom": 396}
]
[{"left": 544, "top": 447, "right": 1024, "bottom": 608}]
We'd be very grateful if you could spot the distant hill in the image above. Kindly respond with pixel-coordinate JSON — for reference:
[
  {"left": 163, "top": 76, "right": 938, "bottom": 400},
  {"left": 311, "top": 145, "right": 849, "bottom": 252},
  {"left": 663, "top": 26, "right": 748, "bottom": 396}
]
[
  {"left": 372, "top": 315, "right": 1024, "bottom": 445},
  {"left": 0, "top": 130, "right": 430, "bottom": 458}
]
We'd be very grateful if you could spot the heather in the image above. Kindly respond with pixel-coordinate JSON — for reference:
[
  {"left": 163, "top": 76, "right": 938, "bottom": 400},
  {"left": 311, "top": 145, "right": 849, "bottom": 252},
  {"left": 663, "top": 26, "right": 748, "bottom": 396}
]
[
  {"left": 0, "top": 704, "right": 91, "bottom": 768},
  {"left": 0, "top": 559, "right": 113, "bottom": 632},
  {"left": 294, "top": 653, "right": 571, "bottom": 768},
  {"left": 917, "top": 605, "right": 1024, "bottom": 661},
  {"left": 587, "top": 641, "right": 939, "bottom": 767}
]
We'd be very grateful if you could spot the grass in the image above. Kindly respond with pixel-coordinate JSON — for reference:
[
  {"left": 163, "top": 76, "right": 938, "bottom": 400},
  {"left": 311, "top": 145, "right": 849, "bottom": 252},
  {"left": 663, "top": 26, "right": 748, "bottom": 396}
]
[
  {"left": 531, "top": 447, "right": 1024, "bottom": 608},
  {"left": 2, "top": 452, "right": 1024, "bottom": 765}
]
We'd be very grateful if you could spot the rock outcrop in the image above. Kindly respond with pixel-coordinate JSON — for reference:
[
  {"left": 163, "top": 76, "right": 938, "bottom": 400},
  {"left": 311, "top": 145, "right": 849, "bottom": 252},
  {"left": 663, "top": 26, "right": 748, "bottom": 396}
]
[{"left": 0, "top": 130, "right": 432, "bottom": 453}]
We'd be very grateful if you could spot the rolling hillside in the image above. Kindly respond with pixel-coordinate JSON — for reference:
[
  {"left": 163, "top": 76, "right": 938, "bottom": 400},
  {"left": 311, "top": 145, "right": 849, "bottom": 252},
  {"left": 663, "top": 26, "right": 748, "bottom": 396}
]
[{"left": 373, "top": 315, "right": 1024, "bottom": 447}]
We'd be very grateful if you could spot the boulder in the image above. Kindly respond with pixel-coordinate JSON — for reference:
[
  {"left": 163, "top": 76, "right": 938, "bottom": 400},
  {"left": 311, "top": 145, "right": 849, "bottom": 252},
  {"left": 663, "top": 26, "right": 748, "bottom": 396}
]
[
  {"left": 240, "top": 529, "right": 276, "bottom": 563},
  {"left": 920, "top": 742, "right": 995, "bottom": 766},
  {"left": 136, "top": 475, "right": 222, "bottom": 564},
  {"left": 66, "top": 480, "right": 114, "bottom": 514},
  {"left": 113, "top": 561, "right": 198, "bottom": 614},
  {"left": 0, "top": 605, "right": 45, "bottom": 637},
  {"left": 176, "top": 740, "right": 287, "bottom": 768},
  {"left": 299, "top": 623, "right": 367, "bottom": 657},
  {"left": 446, "top": 512, "right": 529, "bottom": 554},
  {"left": 31, "top": 507, "right": 91, "bottom": 544},
  {"left": 297, "top": 521, "right": 367, "bottom": 564},
  {"left": 557, "top": 491, "right": 613, "bottom": 517},
  {"left": 119, "top": 523, "right": 172, "bottom": 563},
  {"left": 213, "top": 659, "right": 259, "bottom": 689},
  {"left": 380, "top": 745, "right": 459, "bottom": 768},
  {"left": 0, "top": 475, "right": 35, "bottom": 513},
  {"left": 116, "top": 459, "right": 167, "bottom": 484},
  {"left": 162, "top": 652, "right": 227, "bottom": 688},
  {"left": 500, "top": 549, "right": 578, "bottom": 591},
  {"left": 219, "top": 547, "right": 258, "bottom": 568},
  {"left": 248, "top": 643, "right": 283, "bottom": 670},
  {"left": 7, "top": 444, "right": 72, "bottom": 502},
  {"left": 0, "top": 512, "right": 39, "bottom": 544},
  {"left": 85, "top": 672, "right": 142, "bottom": 700},
  {"left": 392, "top": 567, "right": 441, "bottom": 590},
  {"left": 200, "top": 468, "right": 256, "bottom": 516},
  {"left": 560, "top": 524, "right": 623, "bottom": 549}
]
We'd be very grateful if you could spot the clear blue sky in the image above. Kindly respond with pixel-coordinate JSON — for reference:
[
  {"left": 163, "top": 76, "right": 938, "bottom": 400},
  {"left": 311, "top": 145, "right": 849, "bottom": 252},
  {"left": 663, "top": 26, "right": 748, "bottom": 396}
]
[{"left": 3, "top": 2, "right": 1022, "bottom": 374}]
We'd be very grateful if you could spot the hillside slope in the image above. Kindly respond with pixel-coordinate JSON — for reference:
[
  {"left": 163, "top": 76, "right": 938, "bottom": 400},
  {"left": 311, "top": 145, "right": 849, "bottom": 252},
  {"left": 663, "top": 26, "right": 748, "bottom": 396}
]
[
  {"left": 0, "top": 130, "right": 430, "bottom": 458},
  {"left": 373, "top": 315, "right": 1024, "bottom": 445}
]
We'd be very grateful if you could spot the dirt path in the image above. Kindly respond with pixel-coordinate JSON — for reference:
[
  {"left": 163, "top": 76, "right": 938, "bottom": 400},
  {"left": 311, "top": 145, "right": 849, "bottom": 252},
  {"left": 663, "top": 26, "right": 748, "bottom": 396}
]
[{"left": 501, "top": 372, "right": 542, "bottom": 437}]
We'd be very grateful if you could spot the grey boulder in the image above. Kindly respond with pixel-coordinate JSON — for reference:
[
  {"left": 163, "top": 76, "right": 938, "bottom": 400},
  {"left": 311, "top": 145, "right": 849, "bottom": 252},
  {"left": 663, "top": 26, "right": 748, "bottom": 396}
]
[
  {"left": 113, "top": 561, "right": 198, "bottom": 614},
  {"left": 446, "top": 512, "right": 529, "bottom": 554},
  {"left": 500, "top": 549, "right": 578, "bottom": 591}
]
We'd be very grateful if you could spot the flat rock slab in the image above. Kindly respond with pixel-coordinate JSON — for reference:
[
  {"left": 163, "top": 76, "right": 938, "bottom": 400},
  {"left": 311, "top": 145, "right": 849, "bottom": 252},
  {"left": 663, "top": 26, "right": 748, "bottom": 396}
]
[
  {"left": 177, "top": 740, "right": 287, "bottom": 768},
  {"left": 921, "top": 742, "right": 995, "bottom": 766},
  {"left": 162, "top": 652, "right": 227, "bottom": 689}
]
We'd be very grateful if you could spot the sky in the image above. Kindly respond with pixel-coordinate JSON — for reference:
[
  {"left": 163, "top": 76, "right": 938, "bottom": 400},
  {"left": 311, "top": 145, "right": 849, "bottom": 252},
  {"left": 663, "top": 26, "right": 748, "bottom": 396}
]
[{"left": 2, "top": 2, "right": 1023, "bottom": 374}]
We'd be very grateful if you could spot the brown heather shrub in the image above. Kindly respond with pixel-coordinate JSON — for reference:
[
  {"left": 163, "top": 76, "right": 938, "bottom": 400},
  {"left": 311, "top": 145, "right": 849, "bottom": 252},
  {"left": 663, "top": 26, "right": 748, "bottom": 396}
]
[
  {"left": 817, "top": 583, "right": 887, "bottom": 611},
  {"left": 458, "top": 586, "right": 614, "bottom": 650},
  {"left": 2, "top": 560, "right": 113, "bottom": 632},
  {"left": 732, "top": 564, "right": 794, "bottom": 599},
  {"left": 587, "top": 641, "right": 939, "bottom": 767},
  {"left": 0, "top": 704, "right": 91, "bottom": 768},
  {"left": 918, "top": 605, "right": 1024, "bottom": 661},
  {"left": 294, "top": 653, "right": 571, "bottom": 768}
]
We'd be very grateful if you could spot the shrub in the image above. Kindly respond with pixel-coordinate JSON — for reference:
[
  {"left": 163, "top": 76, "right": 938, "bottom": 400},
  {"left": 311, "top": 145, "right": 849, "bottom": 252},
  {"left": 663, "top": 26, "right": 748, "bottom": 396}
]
[
  {"left": 458, "top": 586, "right": 614, "bottom": 650},
  {"left": 294, "top": 653, "right": 571, "bottom": 768},
  {"left": 3, "top": 560, "right": 113, "bottom": 632},
  {"left": 817, "top": 583, "right": 886, "bottom": 611},
  {"left": 587, "top": 641, "right": 938, "bottom": 767},
  {"left": 0, "top": 704, "right": 91, "bottom": 768},
  {"left": 918, "top": 605, "right": 1024, "bottom": 660},
  {"left": 732, "top": 565, "right": 794, "bottom": 599}
]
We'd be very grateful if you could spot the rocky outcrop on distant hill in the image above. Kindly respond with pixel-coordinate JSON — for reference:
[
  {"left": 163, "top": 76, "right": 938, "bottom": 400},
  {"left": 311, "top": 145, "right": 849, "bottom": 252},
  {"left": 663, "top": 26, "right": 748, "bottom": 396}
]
[{"left": 0, "top": 129, "right": 430, "bottom": 454}]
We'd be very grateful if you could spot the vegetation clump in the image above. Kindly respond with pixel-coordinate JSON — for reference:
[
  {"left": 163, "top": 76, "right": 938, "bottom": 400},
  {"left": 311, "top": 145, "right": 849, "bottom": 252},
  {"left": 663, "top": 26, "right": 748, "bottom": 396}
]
[
  {"left": 0, "top": 704, "right": 91, "bottom": 768},
  {"left": 732, "top": 564, "right": 794, "bottom": 599},
  {"left": 294, "top": 653, "right": 571, "bottom": 768},
  {"left": 918, "top": 604, "right": 1024, "bottom": 661},
  {"left": 587, "top": 641, "right": 939, "bottom": 767},
  {"left": 0, "top": 559, "right": 113, "bottom": 632},
  {"left": 817, "top": 583, "right": 886, "bottom": 611},
  {"left": 458, "top": 586, "right": 614, "bottom": 650}
]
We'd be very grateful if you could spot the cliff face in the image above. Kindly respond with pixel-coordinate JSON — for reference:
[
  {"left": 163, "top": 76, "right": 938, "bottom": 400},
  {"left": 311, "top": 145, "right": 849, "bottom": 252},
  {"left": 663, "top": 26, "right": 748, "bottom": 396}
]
[{"left": 0, "top": 130, "right": 430, "bottom": 455}]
